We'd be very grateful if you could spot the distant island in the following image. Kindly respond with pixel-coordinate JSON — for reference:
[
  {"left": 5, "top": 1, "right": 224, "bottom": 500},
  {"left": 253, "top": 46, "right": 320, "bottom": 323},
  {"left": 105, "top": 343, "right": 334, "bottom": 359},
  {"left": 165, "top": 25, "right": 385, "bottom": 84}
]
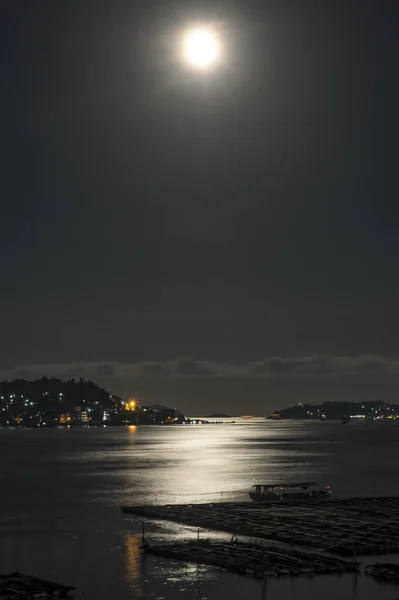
[
  {"left": 269, "top": 400, "right": 398, "bottom": 421},
  {"left": 0, "top": 377, "right": 190, "bottom": 427}
]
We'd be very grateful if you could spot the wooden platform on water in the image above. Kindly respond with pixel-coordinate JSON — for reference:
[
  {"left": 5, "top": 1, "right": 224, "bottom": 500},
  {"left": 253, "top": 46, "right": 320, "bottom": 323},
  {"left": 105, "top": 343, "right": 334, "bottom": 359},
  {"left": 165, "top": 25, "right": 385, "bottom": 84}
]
[
  {"left": 0, "top": 573, "right": 74, "bottom": 599},
  {"left": 122, "top": 496, "right": 399, "bottom": 556},
  {"left": 145, "top": 539, "right": 359, "bottom": 579}
]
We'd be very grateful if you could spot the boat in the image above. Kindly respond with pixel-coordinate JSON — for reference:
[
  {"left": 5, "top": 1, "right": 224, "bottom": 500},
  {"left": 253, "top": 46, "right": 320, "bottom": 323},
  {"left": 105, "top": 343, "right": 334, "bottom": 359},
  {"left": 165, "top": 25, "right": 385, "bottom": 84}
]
[
  {"left": 365, "top": 563, "right": 399, "bottom": 581},
  {"left": 249, "top": 482, "right": 332, "bottom": 503}
]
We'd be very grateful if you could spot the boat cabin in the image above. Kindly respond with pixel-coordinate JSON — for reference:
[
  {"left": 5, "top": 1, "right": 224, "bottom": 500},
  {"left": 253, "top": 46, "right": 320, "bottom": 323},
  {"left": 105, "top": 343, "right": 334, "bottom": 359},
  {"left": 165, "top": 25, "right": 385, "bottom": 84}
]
[{"left": 249, "top": 482, "right": 331, "bottom": 502}]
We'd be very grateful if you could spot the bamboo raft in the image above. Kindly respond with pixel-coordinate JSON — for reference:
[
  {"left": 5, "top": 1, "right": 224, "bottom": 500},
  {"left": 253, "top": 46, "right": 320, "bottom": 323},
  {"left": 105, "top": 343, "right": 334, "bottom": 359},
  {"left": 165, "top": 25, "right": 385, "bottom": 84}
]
[
  {"left": 0, "top": 573, "right": 74, "bottom": 599},
  {"left": 145, "top": 539, "right": 359, "bottom": 579},
  {"left": 122, "top": 496, "right": 399, "bottom": 556}
]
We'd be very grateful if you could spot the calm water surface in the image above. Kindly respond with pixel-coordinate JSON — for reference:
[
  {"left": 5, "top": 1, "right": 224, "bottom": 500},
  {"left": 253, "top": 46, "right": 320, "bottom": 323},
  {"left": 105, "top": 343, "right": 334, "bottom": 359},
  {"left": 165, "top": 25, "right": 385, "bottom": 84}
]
[{"left": 1, "top": 419, "right": 399, "bottom": 600}]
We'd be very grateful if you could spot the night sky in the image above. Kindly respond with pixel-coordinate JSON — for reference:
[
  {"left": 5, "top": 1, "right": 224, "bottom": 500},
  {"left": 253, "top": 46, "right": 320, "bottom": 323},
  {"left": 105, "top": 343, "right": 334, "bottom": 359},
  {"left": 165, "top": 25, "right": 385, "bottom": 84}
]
[{"left": 1, "top": 1, "right": 399, "bottom": 415}]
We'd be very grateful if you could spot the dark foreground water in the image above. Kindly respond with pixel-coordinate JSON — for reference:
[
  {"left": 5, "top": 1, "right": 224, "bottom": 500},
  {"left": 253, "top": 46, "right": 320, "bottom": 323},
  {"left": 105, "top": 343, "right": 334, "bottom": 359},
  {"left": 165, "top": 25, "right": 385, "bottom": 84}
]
[{"left": 1, "top": 419, "right": 399, "bottom": 600}]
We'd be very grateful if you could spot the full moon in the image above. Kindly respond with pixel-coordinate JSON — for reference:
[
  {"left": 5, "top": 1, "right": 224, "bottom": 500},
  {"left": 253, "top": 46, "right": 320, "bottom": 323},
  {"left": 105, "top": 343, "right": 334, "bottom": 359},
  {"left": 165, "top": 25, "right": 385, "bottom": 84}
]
[{"left": 184, "top": 29, "right": 219, "bottom": 69}]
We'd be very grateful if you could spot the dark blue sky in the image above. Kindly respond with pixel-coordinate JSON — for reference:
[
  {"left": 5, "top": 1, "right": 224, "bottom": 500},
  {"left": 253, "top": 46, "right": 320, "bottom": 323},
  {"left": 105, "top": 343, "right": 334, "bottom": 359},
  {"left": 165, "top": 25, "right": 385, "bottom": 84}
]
[{"left": 1, "top": 0, "right": 398, "bottom": 414}]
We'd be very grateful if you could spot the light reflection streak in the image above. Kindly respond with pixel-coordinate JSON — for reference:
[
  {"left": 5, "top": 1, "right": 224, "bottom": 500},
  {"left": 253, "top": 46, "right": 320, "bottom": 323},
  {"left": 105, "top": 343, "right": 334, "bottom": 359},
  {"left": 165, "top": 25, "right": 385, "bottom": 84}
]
[{"left": 124, "top": 533, "right": 142, "bottom": 595}]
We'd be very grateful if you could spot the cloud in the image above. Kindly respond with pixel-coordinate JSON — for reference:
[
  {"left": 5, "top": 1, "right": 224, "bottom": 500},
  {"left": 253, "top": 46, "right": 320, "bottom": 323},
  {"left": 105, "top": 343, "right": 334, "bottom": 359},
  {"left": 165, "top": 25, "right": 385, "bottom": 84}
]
[
  {"left": 250, "top": 354, "right": 399, "bottom": 377},
  {"left": 139, "top": 363, "right": 167, "bottom": 377},
  {"left": 0, "top": 354, "right": 399, "bottom": 382},
  {"left": 96, "top": 363, "right": 118, "bottom": 377},
  {"left": 173, "top": 358, "right": 215, "bottom": 376}
]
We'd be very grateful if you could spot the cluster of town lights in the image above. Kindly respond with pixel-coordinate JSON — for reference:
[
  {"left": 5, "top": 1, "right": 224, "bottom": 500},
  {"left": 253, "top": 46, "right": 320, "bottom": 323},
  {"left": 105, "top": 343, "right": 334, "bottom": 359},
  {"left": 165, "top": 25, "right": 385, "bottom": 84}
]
[{"left": 124, "top": 399, "right": 137, "bottom": 411}]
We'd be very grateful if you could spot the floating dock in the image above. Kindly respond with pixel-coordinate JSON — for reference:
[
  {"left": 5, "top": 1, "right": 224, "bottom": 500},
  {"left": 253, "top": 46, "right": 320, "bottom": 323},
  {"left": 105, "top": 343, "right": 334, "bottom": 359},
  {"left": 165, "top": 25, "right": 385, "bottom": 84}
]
[
  {"left": 0, "top": 572, "right": 74, "bottom": 599},
  {"left": 122, "top": 496, "right": 399, "bottom": 556},
  {"left": 145, "top": 539, "right": 359, "bottom": 579}
]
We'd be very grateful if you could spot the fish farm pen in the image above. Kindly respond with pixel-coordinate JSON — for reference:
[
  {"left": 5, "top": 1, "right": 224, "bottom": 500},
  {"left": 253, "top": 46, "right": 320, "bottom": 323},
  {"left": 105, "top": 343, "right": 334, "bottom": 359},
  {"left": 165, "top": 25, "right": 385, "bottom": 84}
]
[
  {"left": 145, "top": 539, "right": 359, "bottom": 579},
  {"left": 122, "top": 496, "right": 399, "bottom": 556}
]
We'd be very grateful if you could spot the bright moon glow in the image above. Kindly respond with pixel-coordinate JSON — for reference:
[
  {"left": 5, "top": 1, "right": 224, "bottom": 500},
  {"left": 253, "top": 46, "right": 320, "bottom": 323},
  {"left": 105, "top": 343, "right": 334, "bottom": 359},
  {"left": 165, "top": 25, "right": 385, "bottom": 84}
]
[{"left": 184, "top": 29, "right": 219, "bottom": 69}]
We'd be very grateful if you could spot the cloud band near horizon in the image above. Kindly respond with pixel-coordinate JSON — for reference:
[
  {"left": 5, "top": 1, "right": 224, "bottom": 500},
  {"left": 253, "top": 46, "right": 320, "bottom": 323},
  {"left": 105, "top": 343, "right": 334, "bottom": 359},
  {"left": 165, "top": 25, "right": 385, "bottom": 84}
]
[{"left": 1, "top": 354, "right": 399, "bottom": 381}]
